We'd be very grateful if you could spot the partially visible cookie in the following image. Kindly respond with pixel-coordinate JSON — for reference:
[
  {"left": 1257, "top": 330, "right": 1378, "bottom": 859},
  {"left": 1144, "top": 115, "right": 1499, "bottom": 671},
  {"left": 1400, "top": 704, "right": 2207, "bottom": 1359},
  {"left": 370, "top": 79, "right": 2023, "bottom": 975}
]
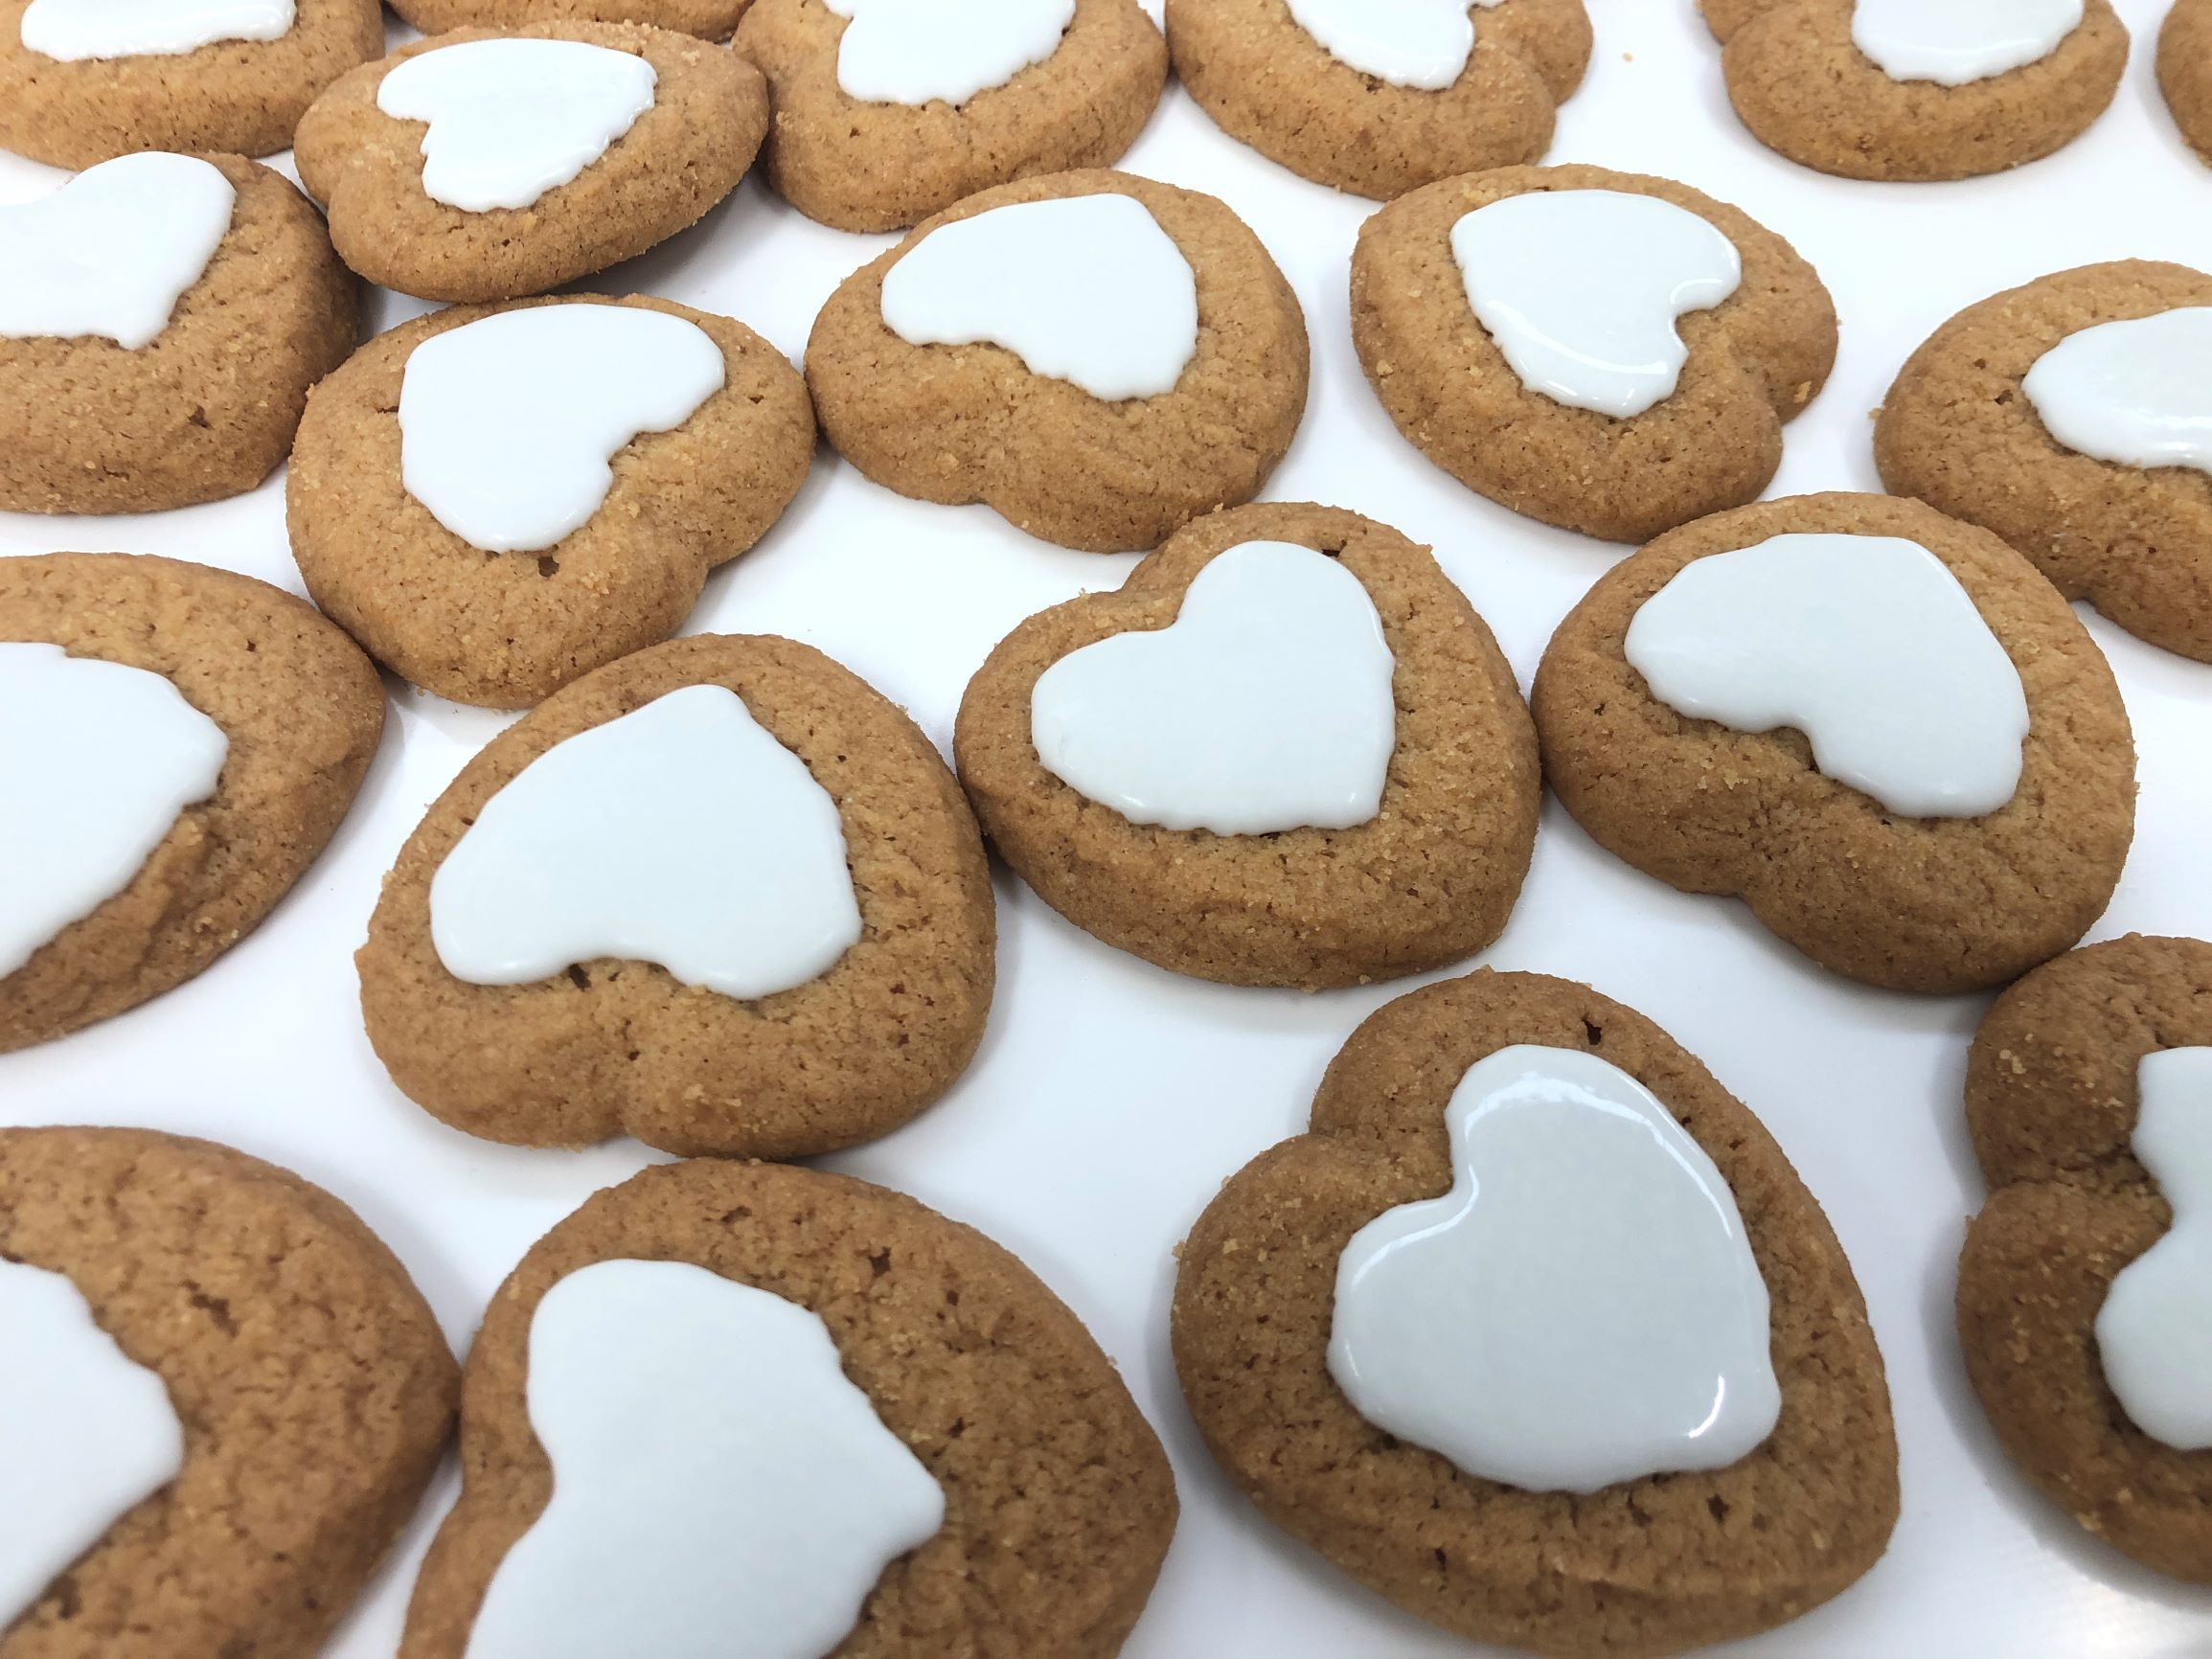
[
  {"left": 1174, "top": 968, "right": 1898, "bottom": 1657},
  {"left": 401, "top": 1158, "right": 1176, "bottom": 1658},
  {"left": 358, "top": 633, "right": 995, "bottom": 1160},
  {"left": 0, "top": 554, "right": 384, "bottom": 1055},
  {"left": 0, "top": 1125, "right": 458, "bottom": 1658},
  {"left": 2161, "top": 0, "right": 2212, "bottom": 161},
  {"left": 1165, "top": 0, "right": 1590, "bottom": 199},
  {"left": 808, "top": 169, "right": 1308, "bottom": 554},
  {"left": 294, "top": 25, "right": 767, "bottom": 304},
  {"left": 1957, "top": 935, "right": 2212, "bottom": 1583},
  {"left": 735, "top": 0, "right": 1166, "bottom": 233},
  {"left": 391, "top": 0, "right": 748, "bottom": 39},
  {"left": 1876, "top": 259, "right": 2212, "bottom": 665},
  {"left": 1, "top": 152, "right": 356, "bottom": 516},
  {"left": 1532, "top": 492, "right": 2135, "bottom": 994},
  {"left": 1351, "top": 164, "right": 1835, "bottom": 543},
  {"left": 287, "top": 294, "right": 814, "bottom": 709},
  {"left": 0, "top": 0, "right": 383, "bottom": 167},
  {"left": 1706, "top": 0, "right": 2128, "bottom": 181},
  {"left": 955, "top": 503, "right": 1539, "bottom": 989}
]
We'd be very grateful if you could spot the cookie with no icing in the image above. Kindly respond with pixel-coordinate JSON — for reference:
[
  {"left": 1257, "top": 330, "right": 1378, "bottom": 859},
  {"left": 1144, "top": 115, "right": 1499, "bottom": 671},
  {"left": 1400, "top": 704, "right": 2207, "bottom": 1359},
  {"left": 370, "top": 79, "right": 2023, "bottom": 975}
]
[
  {"left": 1351, "top": 164, "right": 1836, "bottom": 544},
  {"left": 2161, "top": 0, "right": 2212, "bottom": 162}
]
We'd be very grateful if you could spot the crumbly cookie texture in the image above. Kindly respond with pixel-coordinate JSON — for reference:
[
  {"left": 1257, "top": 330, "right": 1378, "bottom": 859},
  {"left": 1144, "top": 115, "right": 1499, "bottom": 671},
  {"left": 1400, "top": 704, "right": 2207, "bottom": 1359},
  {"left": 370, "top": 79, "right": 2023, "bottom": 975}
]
[
  {"left": 954, "top": 502, "right": 1539, "bottom": 989},
  {"left": 0, "top": 1125, "right": 457, "bottom": 1659},
  {"left": 0, "top": 554, "right": 384, "bottom": 1055},
  {"left": 358, "top": 633, "right": 995, "bottom": 1160},
  {"left": 1705, "top": 0, "right": 2128, "bottom": 181},
  {"left": 807, "top": 169, "right": 1308, "bottom": 555},
  {"left": 1351, "top": 164, "right": 1835, "bottom": 545},
  {"left": 1877, "top": 259, "right": 2212, "bottom": 665},
  {"left": 1958, "top": 935, "right": 2212, "bottom": 1584},
  {"left": 1, "top": 155, "right": 356, "bottom": 517},
  {"left": 1173, "top": 968, "right": 1898, "bottom": 1659},
  {"left": 294, "top": 24, "right": 767, "bottom": 304},
  {"left": 286, "top": 294, "right": 815, "bottom": 710},
  {"left": 0, "top": 0, "right": 384, "bottom": 166},
  {"left": 1530, "top": 492, "right": 2136, "bottom": 995},
  {"left": 391, "top": 0, "right": 750, "bottom": 40},
  {"left": 735, "top": 0, "right": 1165, "bottom": 233},
  {"left": 2161, "top": 0, "right": 2212, "bottom": 162},
  {"left": 401, "top": 1158, "right": 1177, "bottom": 1658},
  {"left": 1165, "top": 0, "right": 1590, "bottom": 199}
]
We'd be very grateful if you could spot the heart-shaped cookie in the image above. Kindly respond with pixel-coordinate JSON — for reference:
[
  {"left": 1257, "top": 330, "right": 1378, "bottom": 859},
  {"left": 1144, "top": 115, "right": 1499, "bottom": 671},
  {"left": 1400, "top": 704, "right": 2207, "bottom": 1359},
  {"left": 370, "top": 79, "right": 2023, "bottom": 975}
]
[
  {"left": 0, "top": 1126, "right": 457, "bottom": 1657},
  {"left": 1957, "top": 934, "right": 2212, "bottom": 1583},
  {"left": 955, "top": 503, "right": 1539, "bottom": 989},
  {"left": 1173, "top": 968, "right": 1898, "bottom": 1655}
]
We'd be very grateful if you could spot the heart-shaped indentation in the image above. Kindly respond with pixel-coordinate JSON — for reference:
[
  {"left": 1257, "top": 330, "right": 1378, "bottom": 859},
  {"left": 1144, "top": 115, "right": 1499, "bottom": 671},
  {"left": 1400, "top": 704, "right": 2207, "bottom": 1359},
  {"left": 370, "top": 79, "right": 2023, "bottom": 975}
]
[
  {"left": 1624, "top": 532, "right": 2029, "bottom": 818},
  {"left": 398, "top": 303, "right": 725, "bottom": 555},
  {"left": 0, "top": 153, "right": 235, "bottom": 351},
  {"left": 1029, "top": 539, "right": 1397, "bottom": 834},
  {"left": 466, "top": 1260, "right": 944, "bottom": 1659},
  {"left": 1329, "top": 1043, "right": 1780, "bottom": 1493},
  {"left": 1285, "top": 0, "right": 1500, "bottom": 90},
  {"left": 430, "top": 684, "right": 862, "bottom": 1000},
  {"left": 0, "top": 643, "right": 229, "bottom": 979},
  {"left": 375, "top": 38, "right": 659, "bottom": 215},
  {"left": 17, "top": 0, "right": 292, "bottom": 61},
  {"left": 1451, "top": 187, "right": 1742, "bottom": 420},
  {"left": 0, "top": 1261, "right": 184, "bottom": 1626},
  {"left": 2023, "top": 307, "right": 2212, "bottom": 476},
  {"left": 823, "top": 0, "right": 1074, "bottom": 106},
  {"left": 879, "top": 193, "right": 1198, "bottom": 402},
  {"left": 1851, "top": 0, "right": 2084, "bottom": 86}
]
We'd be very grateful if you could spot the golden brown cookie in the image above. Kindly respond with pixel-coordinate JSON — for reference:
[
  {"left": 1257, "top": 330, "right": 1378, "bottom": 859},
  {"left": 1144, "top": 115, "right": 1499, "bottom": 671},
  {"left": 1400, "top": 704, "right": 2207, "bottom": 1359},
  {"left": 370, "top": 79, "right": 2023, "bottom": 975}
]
[
  {"left": 0, "top": 0, "right": 383, "bottom": 167},
  {"left": 1531, "top": 493, "right": 2136, "bottom": 995},
  {"left": 286, "top": 294, "right": 815, "bottom": 710},
  {"left": 1705, "top": 0, "right": 2127, "bottom": 181},
  {"left": 1164, "top": 0, "right": 1590, "bottom": 199},
  {"left": 1173, "top": 968, "right": 1898, "bottom": 1658},
  {"left": 293, "top": 24, "right": 767, "bottom": 304},
  {"left": 1351, "top": 164, "right": 1836, "bottom": 544},
  {"left": 954, "top": 503, "right": 1539, "bottom": 989},
  {"left": 0, "top": 1125, "right": 458, "bottom": 1659},
  {"left": 808, "top": 169, "right": 1308, "bottom": 554},
  {"left": 1, "top": 154, "right": 356, "bottom": 517},
  {"left": 2161, "top": 0, "right": 2212, "bottom": 161},
  {"left": 358, "top": 633, "right": 995, "bottom": 1161},
  {"left": 391, "top": 0, "right": 749, "bottom": 38},
  {"left": 401, "top": 1157, "right": 1177, "bottom": 1658},
  {"left": 1876, "top": 260, "right": 2212, "bottom": 665},
  {"left": 735, "top": 0, "right": 1166, "bottom": 233},
  {"left": 0, "top": 554, "right": 384, "bottom": 1055},
  {"left": 1958, "top": 935, "right": 2212, "bottom": 1583}
]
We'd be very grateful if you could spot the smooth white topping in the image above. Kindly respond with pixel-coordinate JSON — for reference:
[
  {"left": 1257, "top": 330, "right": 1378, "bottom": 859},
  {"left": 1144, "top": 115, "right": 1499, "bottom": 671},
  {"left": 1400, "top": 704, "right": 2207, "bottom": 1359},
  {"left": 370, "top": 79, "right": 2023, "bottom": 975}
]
[
  {"left": 1284, "top": 0, "right": 1502, "bottom": 90},
  {"left": 19, "top": 0, "right": 293, "bottom": 61},
  {"left": 822, "top": 0, "right": 1074, "bottom": 106},
  {"left": 1850, "top": 0, "right": 2084, "bottom": 86},
  {"left": 2023, "top": 307, "right": 2212, "bottom": 477}
]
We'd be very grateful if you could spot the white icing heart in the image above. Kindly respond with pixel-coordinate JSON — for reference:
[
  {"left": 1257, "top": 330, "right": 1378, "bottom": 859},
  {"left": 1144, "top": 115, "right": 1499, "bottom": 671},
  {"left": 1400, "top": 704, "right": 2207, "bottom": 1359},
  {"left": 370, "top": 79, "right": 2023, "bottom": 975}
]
[
  {"left": 880, "top": 193, "right": 1198, "bottom": 403},
  {"left": 1330, "top": 1045, "right": 1780, "bottom": 1494},
  {"left": 2096, "top": 1046, "right": 2212, "bottom": 1450},
  {"left": 1030, "top": 540, "right": 1397, "bottom": 836},
  {"left": 1623, "top": 533, "right": 2030, "bottom": 820},
  {"left": 18, "top": 0, "right": 293, "bottom": 61},
  {"left": 1851, "top": 0, "right": 2084, "bottom": 86},
  {"left": 1451, "top": 189, "right": 1743, "bottom": 420},
  {"left": 465, "top": 1260, "right": 945, "bottom": 1659},
  {"left": 0, "top": 153, "right": 236, "bottom": 351},
  {"left": 821, "top": 0, "right": 1074, "bottom": 106},
  {"left": 430, "top": 685, "right": 863, "bottom": 1001},
  {"left": 0, "top": 1261, "right": 185, "bottom": 1626},
  {"left": 1284, "top": 0, "right": 1502, "bottom": 90},
  {"left": 2022, "top": 307, "right": 2212, "bottom": 476},
  {"left": 398, "top": 304, "right": 725, "bottom": 555},
  {"left": 376, "top": 38, "right": 659, "bottom": 215},
  {"left": 0, "top": 644, "right": 229, "bottom": 980}
]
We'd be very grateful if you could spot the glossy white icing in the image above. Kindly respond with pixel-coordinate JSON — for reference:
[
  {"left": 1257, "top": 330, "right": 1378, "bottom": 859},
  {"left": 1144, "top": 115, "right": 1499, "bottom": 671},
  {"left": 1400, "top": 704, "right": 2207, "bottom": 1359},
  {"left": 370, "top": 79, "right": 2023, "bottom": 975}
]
[{"left": 2023, "top": 307, "right": 2212, "bottom": 477}]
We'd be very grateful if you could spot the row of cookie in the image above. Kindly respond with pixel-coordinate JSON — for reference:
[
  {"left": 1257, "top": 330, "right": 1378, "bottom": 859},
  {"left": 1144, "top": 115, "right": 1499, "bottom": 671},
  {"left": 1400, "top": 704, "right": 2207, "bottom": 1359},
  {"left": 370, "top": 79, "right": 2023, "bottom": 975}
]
[{"left": 16, "top": 935, "right": 2206, "bottom": 1657}]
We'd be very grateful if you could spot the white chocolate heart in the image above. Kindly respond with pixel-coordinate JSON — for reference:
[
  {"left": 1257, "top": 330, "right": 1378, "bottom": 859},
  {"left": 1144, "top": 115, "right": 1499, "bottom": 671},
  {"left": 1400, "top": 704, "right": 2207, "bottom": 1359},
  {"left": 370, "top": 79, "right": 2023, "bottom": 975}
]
[
  {"left": 18, "top": 0, "right": 293, "bottom": 61},
  {"left": 430, "top": 685, "right": 862, "bottom": 1001},
  {"left": 1284, "top": 0, "right": 1502, "bottom": 90},
  {"left": 1029, "top": 540, "right": 1397, "bottom": 836},
  {"left": 1851, "top": 0, "right": 2084, "bottom": 87},
  {"left": 821, "top": 0, "right": 1073, "bottom": 106},
  {"left": 2022, "top": 307, "right": 2212, "bottom": 476},
  {"left": 466, "top": 1260, "right": 945, "bottom": 1659},
  {"left": 0, "top": 153, "right": 235, "bottom": 351}
]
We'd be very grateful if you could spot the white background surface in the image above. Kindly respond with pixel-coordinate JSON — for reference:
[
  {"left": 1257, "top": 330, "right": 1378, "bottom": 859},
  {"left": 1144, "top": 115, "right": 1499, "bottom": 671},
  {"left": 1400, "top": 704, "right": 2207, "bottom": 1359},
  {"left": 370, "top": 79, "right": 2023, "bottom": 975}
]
[{"left": 4, "top": 2, "right": 2211, "bottom": 1654}]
